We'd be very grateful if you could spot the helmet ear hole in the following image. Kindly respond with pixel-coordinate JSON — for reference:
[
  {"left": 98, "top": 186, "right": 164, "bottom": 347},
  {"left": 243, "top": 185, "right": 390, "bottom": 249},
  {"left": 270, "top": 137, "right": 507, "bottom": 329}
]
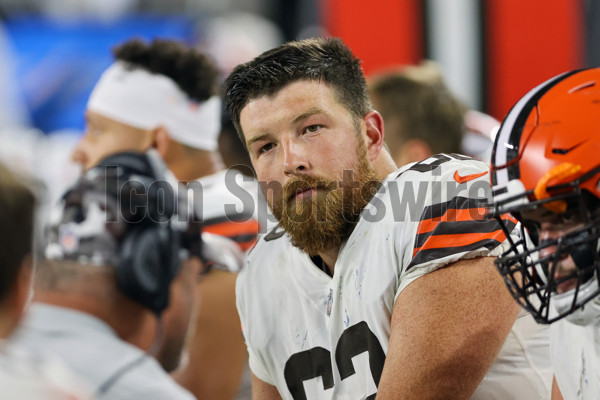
[
  {"left": 116, "top": 226, "right": 178, "bottom": 315},
  {"left": 46, "top": 151, "right": 188, "bottom": 316}
]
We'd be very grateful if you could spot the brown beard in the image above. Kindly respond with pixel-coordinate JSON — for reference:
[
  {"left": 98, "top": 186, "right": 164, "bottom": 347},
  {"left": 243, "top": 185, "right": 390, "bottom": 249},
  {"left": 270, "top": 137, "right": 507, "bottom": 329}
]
[{"left": 269, "top": 141, "right": 380, "bottom": 255}]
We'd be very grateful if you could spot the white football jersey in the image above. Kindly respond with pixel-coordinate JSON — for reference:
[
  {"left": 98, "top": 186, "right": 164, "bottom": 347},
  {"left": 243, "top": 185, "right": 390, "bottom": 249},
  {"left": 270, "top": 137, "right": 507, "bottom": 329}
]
[
  {"left": 551, "top": 320, "right": 600, "bottom": 399},
  {"left": 237, "top": 154, "right": 552, "bottom": 399}
]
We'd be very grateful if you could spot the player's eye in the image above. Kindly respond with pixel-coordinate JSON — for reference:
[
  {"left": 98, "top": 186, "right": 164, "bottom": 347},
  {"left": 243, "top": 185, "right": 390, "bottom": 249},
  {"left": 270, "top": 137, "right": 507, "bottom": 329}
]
[
  {"left": 303, "top": 125, "right": 322, "bottom": 134},
  {"left": 258, "top": 142, "right": 275, "bottom": 155},
  {"left": 559, "top": 209, "right": 582, "bottom": 226}
]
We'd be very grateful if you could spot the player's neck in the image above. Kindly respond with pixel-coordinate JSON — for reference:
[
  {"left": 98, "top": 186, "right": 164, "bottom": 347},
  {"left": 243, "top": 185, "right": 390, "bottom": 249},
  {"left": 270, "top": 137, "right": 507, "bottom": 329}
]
[
  {"left": 170, "top": 152, "right": 224, "bottom": 183},
  {"left": 319, "top": 247, "right": 340, "bottom": 276},
  {"left": 373, "top": 149, "right": 398, "bottom": 179},
  {"left": 34, "top": 291, "right": 155, "bottom": 350}
]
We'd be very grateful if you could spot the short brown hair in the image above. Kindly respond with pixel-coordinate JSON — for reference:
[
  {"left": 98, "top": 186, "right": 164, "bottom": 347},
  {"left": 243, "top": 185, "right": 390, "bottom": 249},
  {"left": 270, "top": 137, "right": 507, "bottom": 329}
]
[
  {"left": 113, "top": 38, "right": 219, "bottom": 102},
  {"left": 0, "top": 163, "right": 36, "bottom": 302},
  {"left": 224, "top": 37, "right": 372, "bottom": 141},
  {"left": 369, "top": 62, "right": 467, "bottom": 156}
]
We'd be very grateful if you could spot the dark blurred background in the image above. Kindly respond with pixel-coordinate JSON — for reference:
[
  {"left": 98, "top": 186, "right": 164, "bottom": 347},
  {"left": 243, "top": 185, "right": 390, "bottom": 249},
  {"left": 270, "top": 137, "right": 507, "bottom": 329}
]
[{"left": 0, "top": 0, "right": 590, "bottom": 200}]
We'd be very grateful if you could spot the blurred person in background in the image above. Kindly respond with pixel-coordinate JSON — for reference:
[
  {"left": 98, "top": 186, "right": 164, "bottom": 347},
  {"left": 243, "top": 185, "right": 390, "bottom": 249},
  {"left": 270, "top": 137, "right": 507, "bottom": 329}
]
[
  {"left": 369, "top": 61, "right": 498, "bottom": 165},
  {"left": 70, "top": 38, "right": 254, "bottom": 399},
  {"left": 201, "top": 11, "right": 284, "bottom": 78},
  {"left": 490, "top": 68, "right": 600, "bottom": 400},
  {"left": 11, "top": 151, "right": 200, "bottom": 399},
  {"left": 0, "top": 162, "right": 92, "bottom": 399},
  {"left": 368, "top": 61, "right": 468, "bottom": 167},
  {"left": 0, "top": 163, "right": 35, "bottom": 350},
  {"left": 462, "top": 108, "right": 501, "bottom": 162}
]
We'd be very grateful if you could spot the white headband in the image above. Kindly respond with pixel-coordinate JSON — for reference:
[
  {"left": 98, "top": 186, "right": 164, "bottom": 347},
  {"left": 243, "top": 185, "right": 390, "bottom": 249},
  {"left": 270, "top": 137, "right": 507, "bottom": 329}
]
[{"left": 87, "top": 61, "right": 221, "bottom": 151}]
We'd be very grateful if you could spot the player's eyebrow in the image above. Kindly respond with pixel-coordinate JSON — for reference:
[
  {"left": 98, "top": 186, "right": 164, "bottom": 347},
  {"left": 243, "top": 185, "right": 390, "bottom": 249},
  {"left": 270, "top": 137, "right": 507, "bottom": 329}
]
[
  {"left": 292, "top": 107, "right": 327, "bottom": 124},
  {"left": 246, "top": 133, "right": 273, "bottom": 149},
  {"left": 246, "top": 108, "right": 328, "bottom": 148}
]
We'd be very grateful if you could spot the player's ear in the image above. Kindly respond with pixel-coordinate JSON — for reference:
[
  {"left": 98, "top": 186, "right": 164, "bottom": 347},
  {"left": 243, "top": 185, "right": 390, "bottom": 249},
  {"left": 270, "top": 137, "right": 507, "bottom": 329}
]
[
  {"left": 152, "top": 126, "right": 172, "bottom": 157},
  {"left": 362, "top": 110, "right": 385, "bottom": 162}
]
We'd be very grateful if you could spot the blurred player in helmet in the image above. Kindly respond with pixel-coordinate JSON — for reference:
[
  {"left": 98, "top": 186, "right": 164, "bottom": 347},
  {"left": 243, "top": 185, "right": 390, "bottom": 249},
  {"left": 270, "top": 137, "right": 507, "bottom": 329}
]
[{"left": 490, "top": 67, "right": 600, "bottom": 399}]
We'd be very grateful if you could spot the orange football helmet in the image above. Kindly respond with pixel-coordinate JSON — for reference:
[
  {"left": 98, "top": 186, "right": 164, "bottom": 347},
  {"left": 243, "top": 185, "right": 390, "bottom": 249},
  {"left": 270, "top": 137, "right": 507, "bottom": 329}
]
[{"left": 490, "top": 68, "right": 600, "bottom": 324}]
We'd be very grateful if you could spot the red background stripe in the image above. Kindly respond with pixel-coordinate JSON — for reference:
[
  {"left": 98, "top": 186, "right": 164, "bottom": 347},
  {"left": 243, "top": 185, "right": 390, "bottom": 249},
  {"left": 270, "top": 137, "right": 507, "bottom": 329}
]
[
  {"left": 322, "top": 0, "right": 423, "bottom": 76},
  {"left": 484, "top": 0, "right": 584, "bottom": 120}
]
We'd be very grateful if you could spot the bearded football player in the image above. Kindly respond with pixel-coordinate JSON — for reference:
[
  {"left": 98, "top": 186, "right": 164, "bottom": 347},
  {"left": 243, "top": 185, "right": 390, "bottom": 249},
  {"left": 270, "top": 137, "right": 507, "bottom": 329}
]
[
  {"left": 490, "top": 67, "right": 600, "bottom": 400},
  {"left": 225, "top": 37, "right": 553, "bottom": 399}
]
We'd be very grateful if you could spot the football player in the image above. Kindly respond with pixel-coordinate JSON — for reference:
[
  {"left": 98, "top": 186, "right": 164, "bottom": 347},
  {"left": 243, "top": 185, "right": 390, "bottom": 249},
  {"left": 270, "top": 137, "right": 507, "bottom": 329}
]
[
  {"left": 225, "top": 37, "right": 552, "bottom": 399},
  {"left": 490, "top": 67, "right": 600, "bottom": 399},
  {"left": 71, "top": 38, "right": 254, "bottom": 399}
]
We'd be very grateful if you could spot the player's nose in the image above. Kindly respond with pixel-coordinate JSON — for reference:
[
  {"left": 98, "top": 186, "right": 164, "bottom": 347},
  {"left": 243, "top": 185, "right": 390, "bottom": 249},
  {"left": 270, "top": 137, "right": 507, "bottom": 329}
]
[
  {"left": 538, "top": 225, "right": 562, "bottom": 258},
  {"left": 282, "top": 139, "right": 310, "bottom": 176}
]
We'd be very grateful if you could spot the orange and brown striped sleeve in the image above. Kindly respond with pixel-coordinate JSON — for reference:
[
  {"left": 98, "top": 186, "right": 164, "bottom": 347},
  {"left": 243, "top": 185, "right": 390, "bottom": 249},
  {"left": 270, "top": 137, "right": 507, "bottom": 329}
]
[{"left": 408, "top": 196, "right": 517, "bottom": 269}]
